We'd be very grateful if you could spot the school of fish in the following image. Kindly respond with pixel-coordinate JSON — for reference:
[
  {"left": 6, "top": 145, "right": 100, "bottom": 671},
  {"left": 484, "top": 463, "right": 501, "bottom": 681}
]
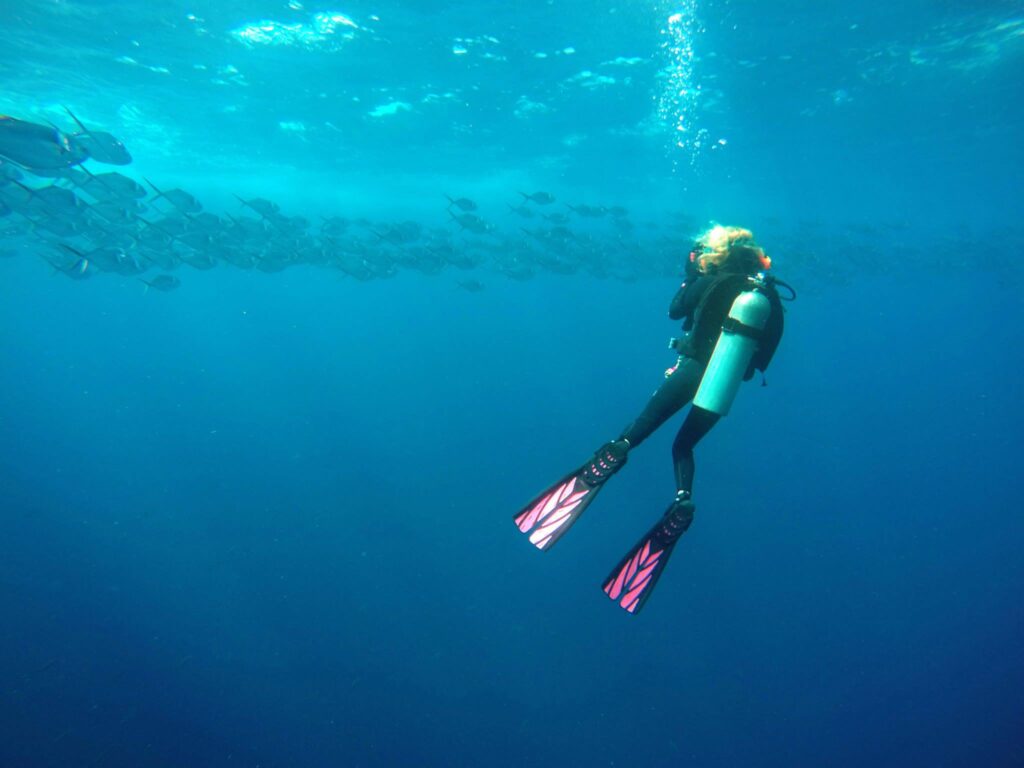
[{"left": 1, "top": 110, "right": 1013, "bottom": 293}]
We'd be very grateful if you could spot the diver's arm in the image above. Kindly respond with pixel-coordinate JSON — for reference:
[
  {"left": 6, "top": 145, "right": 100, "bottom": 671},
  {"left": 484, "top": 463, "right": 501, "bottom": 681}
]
[
  {"left": 668, "top": 276, "right": 707, "bottom": 322},
  {"left": 668, "top": 282, "right": 690, "bottom": 320}
]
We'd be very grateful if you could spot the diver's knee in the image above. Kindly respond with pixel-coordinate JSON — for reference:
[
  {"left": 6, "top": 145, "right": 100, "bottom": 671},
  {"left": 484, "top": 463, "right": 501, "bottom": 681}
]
[{"left": 671, "top": 439, "right": 693, "bottom": 462}]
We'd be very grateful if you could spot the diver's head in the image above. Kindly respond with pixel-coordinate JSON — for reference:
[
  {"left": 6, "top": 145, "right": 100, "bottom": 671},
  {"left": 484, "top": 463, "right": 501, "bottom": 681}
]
[{"left": 692, "top": 225, "right": 771, "bottom": 275}]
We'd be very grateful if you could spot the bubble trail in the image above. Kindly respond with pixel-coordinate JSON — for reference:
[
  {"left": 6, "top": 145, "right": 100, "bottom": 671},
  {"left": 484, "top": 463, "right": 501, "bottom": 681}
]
[{"left": 657, "top": 2, "right": 708, "bottom": 171}]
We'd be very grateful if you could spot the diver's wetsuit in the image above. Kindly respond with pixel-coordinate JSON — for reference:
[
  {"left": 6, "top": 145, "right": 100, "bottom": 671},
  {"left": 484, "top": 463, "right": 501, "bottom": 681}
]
[
  {"left": 619, "top": 271, "right": 782, "bottom": 495},
  {"left": 620, "top": 356, "right": 718, "bottom": 494}
]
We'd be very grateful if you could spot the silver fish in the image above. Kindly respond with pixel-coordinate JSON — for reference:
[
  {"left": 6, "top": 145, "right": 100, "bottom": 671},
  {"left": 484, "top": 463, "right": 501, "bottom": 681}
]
[
  {"left": 445, "top": 194, "right": 477, "bottom": 212},
  {"left": 140, "top": 274, "right": 181, "bottom": 292},
  {"left": 63, "top": 107, "right": 132, "bottom": 165},
  {"left": 0, "top": 115, "right": 89, "bottom": 170},
  {"left": 518, "top": 191, "right": 556, "bottom": 205}
]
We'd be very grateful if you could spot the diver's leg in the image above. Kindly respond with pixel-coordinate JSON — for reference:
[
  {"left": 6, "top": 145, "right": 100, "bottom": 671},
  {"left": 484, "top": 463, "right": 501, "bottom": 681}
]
[
  {"left": 574, "top": 358, "right": 703, "bottom": 493},
  {"left": 600, "top": 363, "right": 712, "bottom": 610},
  {"left": 671, "top": 405, "right": 720, "bottom": 494},
  {"left": 619, "top": 358, "right": 704, "bottom": 448}
]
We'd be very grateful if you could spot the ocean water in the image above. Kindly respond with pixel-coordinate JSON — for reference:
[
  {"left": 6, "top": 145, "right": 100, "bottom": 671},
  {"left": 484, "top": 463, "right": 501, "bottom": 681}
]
[{"left": 2, "top": 1, "right": 1023, "bottom": 766}]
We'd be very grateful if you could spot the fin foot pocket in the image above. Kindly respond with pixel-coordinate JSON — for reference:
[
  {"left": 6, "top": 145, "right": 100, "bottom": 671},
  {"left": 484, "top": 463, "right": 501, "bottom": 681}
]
[{"left": 580, "top": 439, "right": 629, "bottom": 487}]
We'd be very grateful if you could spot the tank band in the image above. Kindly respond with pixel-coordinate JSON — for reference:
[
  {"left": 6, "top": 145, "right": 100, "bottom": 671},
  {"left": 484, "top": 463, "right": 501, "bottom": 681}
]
[{"left": 721, "top": 316, "right": 763, "bottom": 341}]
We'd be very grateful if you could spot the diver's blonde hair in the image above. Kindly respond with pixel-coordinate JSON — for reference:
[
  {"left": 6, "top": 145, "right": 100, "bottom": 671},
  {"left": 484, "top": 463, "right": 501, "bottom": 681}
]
[{"left": 695, "top": 225, "right": 771, "bottom": 273}]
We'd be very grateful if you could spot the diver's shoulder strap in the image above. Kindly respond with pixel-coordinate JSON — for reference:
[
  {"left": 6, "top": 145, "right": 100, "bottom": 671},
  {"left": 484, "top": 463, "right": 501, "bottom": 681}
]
[{"left": 691, "top": 273, "right": 750, "bottom": 327}]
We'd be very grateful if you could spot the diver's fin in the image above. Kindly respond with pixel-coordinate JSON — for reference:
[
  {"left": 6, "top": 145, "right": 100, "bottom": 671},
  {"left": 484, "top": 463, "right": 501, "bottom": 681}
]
[
  {"left": 602, "top": 497, "right": 694, "bottom": 614},
  {"left": 513, "top": 467, "right": 602, "bottom": 550},
  {"left": 513, "top": 440, "right": 629, "bottom": 550}
]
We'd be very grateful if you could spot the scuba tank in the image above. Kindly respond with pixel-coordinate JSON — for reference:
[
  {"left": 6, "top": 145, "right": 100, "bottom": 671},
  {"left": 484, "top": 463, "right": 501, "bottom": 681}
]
[{"left": 693, "top": 280, "right": 773, "bottom": 416}]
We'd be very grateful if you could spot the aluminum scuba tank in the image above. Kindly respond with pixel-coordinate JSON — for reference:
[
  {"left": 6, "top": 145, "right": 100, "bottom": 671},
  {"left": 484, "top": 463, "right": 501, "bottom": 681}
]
[{"left": 692, "top": 286, "right": 771, "bottom": 416}]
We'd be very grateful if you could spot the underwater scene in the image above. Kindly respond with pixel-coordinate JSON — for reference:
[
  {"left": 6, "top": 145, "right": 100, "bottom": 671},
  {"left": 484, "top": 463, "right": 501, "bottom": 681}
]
[{"left": 1, "top": 0, "right": 1022, "bottom": 765}]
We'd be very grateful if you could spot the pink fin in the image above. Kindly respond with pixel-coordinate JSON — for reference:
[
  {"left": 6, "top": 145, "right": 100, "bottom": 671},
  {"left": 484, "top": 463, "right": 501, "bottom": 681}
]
[
  {"left": 514, "top": 490, "right": 552, "bottom": 531},
  {"left": 605, "top": 541, "right": 668, "bottom": 613},
  {"left": 605, "top": 561, "right": 629, "bottom": 600},
  {"left": 516, "top": 478, "right": 572, "bottom": 533},
  {"left": 620, "top": 581, "right": 647, "bottom": 611},
  {"left": 515, "top": 468, "right": 603, "bottom": 550}
]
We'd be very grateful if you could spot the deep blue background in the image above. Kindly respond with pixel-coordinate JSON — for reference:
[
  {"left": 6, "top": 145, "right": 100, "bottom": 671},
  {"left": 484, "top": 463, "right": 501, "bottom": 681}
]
[{"left": 2, "top": 1, "right": 1023, "bottom": 766}]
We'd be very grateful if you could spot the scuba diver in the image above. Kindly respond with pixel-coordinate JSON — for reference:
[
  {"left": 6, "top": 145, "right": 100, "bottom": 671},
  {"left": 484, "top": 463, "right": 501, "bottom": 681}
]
[{"left": 513, "top": 225, "right": 794, "bottom": 614}]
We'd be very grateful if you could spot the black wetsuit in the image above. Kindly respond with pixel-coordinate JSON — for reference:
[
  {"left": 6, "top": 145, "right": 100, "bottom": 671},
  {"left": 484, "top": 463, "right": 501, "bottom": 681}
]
[{"left": 620, "top": 271, "right": 783, "bottom": 495}]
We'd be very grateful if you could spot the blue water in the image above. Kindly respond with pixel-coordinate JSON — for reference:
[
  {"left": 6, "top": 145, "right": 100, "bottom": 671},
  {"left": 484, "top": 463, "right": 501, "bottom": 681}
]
[{"left": 2, "top": 2, "right": 1023, "bottom": 766}]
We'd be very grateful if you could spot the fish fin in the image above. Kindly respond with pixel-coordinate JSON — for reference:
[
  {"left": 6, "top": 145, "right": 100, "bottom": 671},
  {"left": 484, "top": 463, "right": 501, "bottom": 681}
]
[
  {"left": 143, "top": 176, "right": 164, "bottom": 198},
  {"left": 139, "top": 217, "right": 180, "bottom": 244},
  {"left": 63, "top": 164, "right": 97, "bottom": 191},
  {"left": 138, "top": 278, "right": 150, "bottom": 294},
  {"left": 59, "top": 243, "right": 86, "bottom": 258},
  {"left": 62, "top": 106, "right": 89, "bottom": 134}
]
